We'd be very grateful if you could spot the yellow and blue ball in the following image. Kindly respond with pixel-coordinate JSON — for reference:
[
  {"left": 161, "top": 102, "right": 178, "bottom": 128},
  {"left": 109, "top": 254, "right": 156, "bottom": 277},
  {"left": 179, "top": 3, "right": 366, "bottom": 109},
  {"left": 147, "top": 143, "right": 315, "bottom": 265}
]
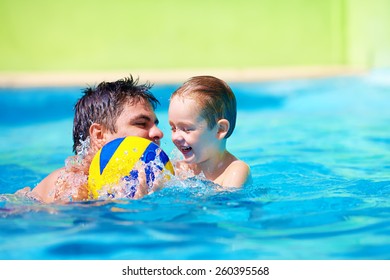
[{"left": 88, "top": 136, "right": 174, "bottom": 199}]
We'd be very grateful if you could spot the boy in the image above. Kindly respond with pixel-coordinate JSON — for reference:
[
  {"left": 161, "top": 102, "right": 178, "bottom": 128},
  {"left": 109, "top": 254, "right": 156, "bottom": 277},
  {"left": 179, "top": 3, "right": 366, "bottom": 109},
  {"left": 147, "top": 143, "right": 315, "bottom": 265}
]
[
  {"left": 17, "top": 75, "right": 163, "bottom": 203},
  {"left": 168, "top": 75, "right": 251, "bottom": 188}
]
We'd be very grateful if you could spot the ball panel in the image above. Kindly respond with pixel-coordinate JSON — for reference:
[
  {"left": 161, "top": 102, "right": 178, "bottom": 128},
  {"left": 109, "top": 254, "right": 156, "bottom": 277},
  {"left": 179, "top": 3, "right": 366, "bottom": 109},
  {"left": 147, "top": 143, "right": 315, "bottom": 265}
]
[
  {"left": 99, "top": 137, "right": 125, "bottom": 175},
  {"left": 164, "top": 160, "right": 175, "bottom": 175},
  {"left": 142, "top": 143, "right": 159, "bottom": 164}
]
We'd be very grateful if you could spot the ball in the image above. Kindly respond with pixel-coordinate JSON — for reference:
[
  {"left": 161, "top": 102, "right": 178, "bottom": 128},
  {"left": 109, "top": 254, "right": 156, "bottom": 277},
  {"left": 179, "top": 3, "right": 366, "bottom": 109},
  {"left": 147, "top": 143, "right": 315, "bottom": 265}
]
[{"left": 88, "top": 136, "right": 174, "bottom": 199}]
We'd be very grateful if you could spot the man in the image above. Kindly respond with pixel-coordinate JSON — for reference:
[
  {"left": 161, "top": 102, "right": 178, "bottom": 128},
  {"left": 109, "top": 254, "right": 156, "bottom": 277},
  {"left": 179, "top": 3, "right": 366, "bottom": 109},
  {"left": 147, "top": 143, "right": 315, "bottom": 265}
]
[{"left": 17, "top": 75, "right": 163, "bottom": 203}]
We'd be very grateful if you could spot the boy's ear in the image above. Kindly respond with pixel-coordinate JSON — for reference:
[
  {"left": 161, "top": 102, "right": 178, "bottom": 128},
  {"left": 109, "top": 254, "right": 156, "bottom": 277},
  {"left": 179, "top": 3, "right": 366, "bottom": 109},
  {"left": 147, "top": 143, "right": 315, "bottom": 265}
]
[
  {"left": 216, "top": 119, "right": 230, "bottom": 140},
  {"left": 89, "top": 123, "right": 106, "bottom": 150}
]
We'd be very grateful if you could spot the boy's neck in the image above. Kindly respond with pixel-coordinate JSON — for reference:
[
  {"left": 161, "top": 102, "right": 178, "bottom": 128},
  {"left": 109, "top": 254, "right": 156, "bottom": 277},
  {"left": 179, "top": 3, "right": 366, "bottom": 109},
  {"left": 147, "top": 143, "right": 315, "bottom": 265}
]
[{"left": 197, "top": 150, "right": 235, "bottom": 181}]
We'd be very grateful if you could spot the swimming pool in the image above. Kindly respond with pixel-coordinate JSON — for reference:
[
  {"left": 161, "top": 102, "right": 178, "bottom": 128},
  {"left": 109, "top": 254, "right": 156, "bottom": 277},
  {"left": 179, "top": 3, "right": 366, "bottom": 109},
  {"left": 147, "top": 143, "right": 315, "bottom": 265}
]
[{"left": 0, "top": 72, "right": 389, "bottom": 260}]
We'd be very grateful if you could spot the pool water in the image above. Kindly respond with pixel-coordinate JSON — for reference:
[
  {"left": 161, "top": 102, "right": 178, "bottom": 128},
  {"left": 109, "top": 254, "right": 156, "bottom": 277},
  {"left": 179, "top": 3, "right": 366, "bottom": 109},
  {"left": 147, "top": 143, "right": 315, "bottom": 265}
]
[{"left": 0, "top": 72, "right": 389, "bottom": 260}]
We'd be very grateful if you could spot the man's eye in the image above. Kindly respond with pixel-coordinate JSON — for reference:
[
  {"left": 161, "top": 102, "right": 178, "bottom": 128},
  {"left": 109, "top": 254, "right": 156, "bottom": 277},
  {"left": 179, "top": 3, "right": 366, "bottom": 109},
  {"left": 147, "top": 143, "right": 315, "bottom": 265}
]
[{"left": 135, "top": 122, "right": 146, "bottom": 127}]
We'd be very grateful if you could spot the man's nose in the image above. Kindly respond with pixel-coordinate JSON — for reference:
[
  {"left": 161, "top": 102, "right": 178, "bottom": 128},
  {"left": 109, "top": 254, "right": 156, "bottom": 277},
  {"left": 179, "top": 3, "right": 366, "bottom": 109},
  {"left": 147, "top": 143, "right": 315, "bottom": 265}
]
[{"left": 151, "top": 125, "right": 163, "bottom": 145}]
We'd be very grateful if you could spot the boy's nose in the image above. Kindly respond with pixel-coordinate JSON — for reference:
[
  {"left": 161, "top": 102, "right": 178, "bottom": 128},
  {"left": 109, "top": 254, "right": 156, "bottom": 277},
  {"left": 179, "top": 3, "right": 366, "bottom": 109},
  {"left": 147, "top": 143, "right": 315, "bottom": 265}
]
[{"left": 171, "top": 129, "right": 183, "bottom": 143}]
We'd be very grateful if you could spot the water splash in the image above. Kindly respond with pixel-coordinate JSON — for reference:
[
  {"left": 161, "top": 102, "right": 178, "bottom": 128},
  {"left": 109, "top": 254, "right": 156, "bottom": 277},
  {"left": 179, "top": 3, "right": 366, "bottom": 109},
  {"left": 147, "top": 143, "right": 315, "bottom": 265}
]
[{"left": 75, "top": 136, "right": 91, "bottom": 159}]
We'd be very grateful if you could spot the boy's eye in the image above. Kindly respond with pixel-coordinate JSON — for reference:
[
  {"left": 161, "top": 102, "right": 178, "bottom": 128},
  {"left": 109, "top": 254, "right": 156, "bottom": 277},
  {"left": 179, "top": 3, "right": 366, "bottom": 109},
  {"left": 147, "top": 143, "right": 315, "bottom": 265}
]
[{"left": 170, "top": 125, "right": 193, "bottom": 133}]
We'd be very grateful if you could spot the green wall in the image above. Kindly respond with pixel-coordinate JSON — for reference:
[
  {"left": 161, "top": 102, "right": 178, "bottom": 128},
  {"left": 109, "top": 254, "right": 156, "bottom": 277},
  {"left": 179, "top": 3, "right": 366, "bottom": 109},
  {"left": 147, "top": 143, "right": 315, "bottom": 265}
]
[
  {"left": 347, "top": 0, "right": 390, "bottom": 68},
  {"left": 0, "top": 0, "right": 388, "bottom": 71}
]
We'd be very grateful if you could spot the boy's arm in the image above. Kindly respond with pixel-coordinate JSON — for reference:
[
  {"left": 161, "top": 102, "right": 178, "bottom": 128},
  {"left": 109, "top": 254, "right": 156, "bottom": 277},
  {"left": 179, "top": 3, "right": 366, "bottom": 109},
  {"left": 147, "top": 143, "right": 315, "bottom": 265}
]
[{"left": 222, "top": 161, "right": 251, "bottom": 188}]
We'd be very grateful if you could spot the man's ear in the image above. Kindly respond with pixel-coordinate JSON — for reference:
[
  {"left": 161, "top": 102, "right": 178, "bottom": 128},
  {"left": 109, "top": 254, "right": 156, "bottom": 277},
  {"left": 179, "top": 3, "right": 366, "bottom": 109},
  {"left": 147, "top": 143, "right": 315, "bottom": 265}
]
[
  {"left": 89, "top": 123, "right": 106, "bottom": 150},
  {"left": 216, "top": 119, "right": 230, "bottom": 140}
]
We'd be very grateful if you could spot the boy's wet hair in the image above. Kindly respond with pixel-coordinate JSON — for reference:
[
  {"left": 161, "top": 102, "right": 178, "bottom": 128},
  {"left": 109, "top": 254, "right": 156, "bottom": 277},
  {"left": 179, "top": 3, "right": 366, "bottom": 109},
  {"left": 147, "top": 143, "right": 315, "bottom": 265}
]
[
  {"left": 171, "top": 75, "right": 237, "bottom": 138},
  {"left": 72, "top": 75, "right": 159, "bottom": 154}
]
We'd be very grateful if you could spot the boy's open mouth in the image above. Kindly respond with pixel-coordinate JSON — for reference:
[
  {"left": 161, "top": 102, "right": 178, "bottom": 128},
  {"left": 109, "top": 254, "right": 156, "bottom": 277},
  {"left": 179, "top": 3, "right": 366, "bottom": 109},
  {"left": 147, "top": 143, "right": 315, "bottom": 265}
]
[{"left": 181, "top": 146, "right": 192, "bottom": 153}]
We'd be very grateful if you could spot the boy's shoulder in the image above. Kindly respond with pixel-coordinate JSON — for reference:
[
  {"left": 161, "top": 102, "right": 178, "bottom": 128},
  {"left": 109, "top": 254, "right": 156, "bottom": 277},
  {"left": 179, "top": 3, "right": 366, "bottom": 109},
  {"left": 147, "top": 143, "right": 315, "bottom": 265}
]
[
  {"left": 222, "top": 159, "right": 251, "bottom": 187},
  {"left": 226, "top": 159, "right": 250, "bottom": 173}
]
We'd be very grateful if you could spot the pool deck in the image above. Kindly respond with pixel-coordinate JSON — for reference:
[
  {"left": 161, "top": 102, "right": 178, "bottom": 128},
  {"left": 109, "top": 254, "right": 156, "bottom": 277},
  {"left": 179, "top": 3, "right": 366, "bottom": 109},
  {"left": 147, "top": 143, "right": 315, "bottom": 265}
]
[{"left": 0, "top": 66, "right": 366, "bottom": 87}]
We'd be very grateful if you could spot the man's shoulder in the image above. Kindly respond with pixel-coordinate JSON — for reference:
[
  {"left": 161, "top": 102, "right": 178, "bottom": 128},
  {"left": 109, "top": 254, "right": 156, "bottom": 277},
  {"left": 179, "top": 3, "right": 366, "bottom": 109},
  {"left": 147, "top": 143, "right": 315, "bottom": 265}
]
[{"left": 30, "top": 167, "right": 65, "bottom": 203}]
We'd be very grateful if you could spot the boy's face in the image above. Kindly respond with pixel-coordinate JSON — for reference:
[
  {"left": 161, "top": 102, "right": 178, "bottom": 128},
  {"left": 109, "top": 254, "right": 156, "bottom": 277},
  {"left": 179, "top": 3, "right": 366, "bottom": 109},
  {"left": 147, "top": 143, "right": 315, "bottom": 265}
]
[
  {"left": 168, "top": 96, "right": 220, "bottom": 164},
  {"left": 105, "top": 99, "right": 163, "bottom": 146}
]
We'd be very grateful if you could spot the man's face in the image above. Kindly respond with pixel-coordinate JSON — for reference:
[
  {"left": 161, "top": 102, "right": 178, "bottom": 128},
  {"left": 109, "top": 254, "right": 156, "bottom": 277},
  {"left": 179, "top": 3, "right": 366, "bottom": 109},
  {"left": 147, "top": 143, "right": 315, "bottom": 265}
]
[{"left": 105, "top": 99, "right": 163, "bottom": 146}]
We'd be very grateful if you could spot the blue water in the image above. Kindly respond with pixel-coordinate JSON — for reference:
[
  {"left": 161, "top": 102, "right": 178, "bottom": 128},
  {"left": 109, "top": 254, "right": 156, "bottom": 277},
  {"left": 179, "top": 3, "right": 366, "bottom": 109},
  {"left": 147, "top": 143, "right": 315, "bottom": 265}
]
[{"left": 0, "top": 72, "right": 390, "bottom": 260}]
